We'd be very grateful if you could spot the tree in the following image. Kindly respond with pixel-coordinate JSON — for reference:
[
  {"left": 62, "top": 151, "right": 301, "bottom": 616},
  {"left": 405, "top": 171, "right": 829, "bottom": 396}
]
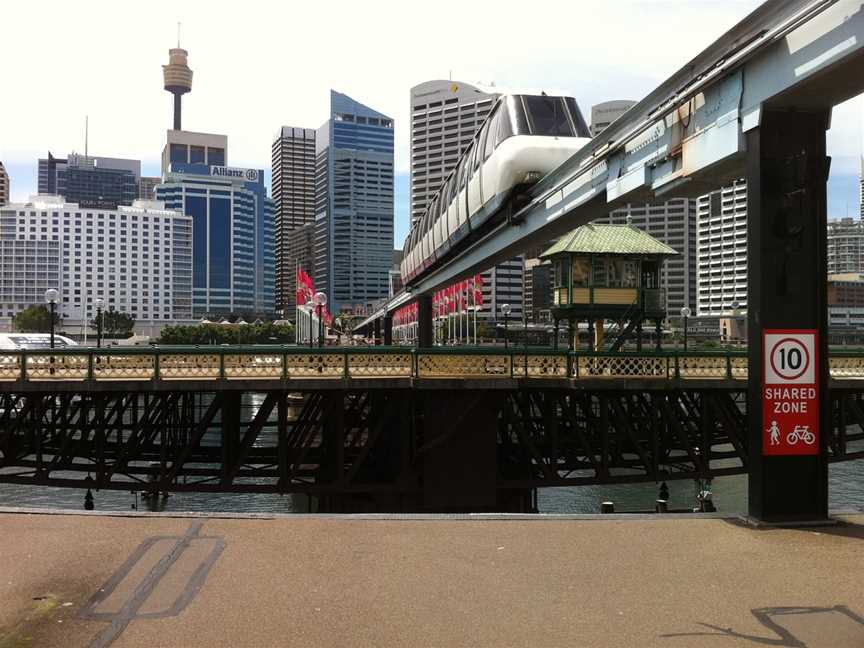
[
  {"left": 12, "top": 305, "right": 60, "bottom": 333},
  {"left": 90, "top": 310, "right": 135, "bottom": 338},
  {"left": 157, "top": 322, "right": 295, "bottom": 345}
]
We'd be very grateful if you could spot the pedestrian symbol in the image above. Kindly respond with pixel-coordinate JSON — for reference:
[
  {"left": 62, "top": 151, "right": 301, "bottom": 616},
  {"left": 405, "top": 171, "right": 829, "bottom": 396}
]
[{"left": 767, "top": 421, "right": 780, "bottom": 446}]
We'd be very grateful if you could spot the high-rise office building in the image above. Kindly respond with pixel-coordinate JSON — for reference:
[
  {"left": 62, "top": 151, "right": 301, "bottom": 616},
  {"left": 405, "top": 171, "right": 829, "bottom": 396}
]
[
  {"left": 589, "top": 100, "right": 637, "bottom": 137},
  {"left": 272, "top": 126, "right": 316, "bottom": 315},
  {"left": 0, "top": 162, "right": 9, "bottom": 206},
  {"left": 523, "top": 258, "right": 553, "bottom": 323},
  {"left": 860, "top": 156, "right": 863, "bottom": 218},
  {"left": 139, "top": 176, "right": 161, "bottom": 201},
  {"left": 409, "top": 79, "right": 524, "bottom": 323},
  {"left": 287, "top": 222, "right": 315, "bottom": 296},
  {"left": 161, "top": 130, "right": 226, "bottom": 174},
  {"left": 696, "top": 181, "right": 748, "bottom": 316},
  {"left": 0, "top": 195, "right": 192, "bottom": 331},
  {"left": 595, "top": 199, "right": 697, "bottom": 317},
  {"left": 314, "top": 91, "right": 394, "bottom": 313},
  {"left": 157, "top": 150, "right": 275, "bottom": 317},
  {"left": 37, "top": 153, "right": 141, "bottom": 207},
  {"left": 827, "top": 217, "right": 864, "bottom": 274},
  {"left": 389, "top": 249, "right": 404, "bottom": 298}
]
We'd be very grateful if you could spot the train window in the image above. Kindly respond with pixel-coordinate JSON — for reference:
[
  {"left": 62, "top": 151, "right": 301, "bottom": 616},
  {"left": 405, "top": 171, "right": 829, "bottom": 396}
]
[
  {"left": 427, "top": 201, "right": 437, "bottom": 231},
  {"left": 564, "top": 97, "right": 591, "bottom": 137},
  {"left": 523, "top": 96, "right": 573, "bottom": 136},
  {"left": 457, "top": 154, "right": 468, "bottom": 190},
  {"left": 473, "top": 126, "right": 487, "bottom": 171},
  {"left": 483, "top": 109, "right": 499, "bottom": 160}
]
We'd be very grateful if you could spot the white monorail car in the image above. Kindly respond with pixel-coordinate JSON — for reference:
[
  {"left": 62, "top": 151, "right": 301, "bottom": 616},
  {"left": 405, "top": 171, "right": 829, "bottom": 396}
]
[{"left": 401, "top": 94, "right": 592, "bottom": 285}]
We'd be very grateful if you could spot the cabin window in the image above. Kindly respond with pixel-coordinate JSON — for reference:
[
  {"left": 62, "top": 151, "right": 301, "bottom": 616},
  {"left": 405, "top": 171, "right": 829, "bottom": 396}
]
[
  {"left": 605, "top": 258, "right": 639, "bottom": 288},
  {"left": 571, "top": 259, "right": 590, "bottom": 287},
  {"left": 554, "top": 260, "right": 564, "bottom": 287},
  {"left": 591, "top": 258, "right": 607, "bottom": 287}
]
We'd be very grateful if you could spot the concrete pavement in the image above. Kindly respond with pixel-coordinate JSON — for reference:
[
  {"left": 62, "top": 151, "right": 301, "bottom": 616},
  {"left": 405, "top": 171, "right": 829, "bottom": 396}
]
[{"left": 1, "top": 510, "right": 862, "bottom": 647}]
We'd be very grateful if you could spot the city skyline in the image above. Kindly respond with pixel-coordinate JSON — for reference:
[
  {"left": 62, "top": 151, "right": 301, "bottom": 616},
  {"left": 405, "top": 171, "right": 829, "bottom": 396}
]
[{"left": 4, "top": 0, "right": 862, "bottom": 245}]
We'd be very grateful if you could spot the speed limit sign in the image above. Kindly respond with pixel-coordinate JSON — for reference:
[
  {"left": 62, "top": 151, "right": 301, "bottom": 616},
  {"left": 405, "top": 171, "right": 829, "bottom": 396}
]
[
  {"left": 762, "top": 329, "right": 818, "bottom": 456},
  {"left": 765, "top": 333, "right": 815, "bottom": 384}
]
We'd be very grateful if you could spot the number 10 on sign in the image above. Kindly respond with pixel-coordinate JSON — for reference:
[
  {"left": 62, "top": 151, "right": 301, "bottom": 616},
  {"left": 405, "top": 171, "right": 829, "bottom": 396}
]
[{"left": 762, "top": 329, "right": 819, "bottom": 456}]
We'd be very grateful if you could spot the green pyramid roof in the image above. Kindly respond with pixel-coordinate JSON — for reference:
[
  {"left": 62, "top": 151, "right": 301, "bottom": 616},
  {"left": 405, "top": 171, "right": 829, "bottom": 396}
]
[{"left": 540, "top": 224, "right": 679, "bottom": 257}]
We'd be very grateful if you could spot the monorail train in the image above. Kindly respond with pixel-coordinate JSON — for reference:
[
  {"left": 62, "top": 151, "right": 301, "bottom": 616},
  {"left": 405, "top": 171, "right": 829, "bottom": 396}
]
[{"left": 401, "top": 94, "right": 592, "bottom": 286}]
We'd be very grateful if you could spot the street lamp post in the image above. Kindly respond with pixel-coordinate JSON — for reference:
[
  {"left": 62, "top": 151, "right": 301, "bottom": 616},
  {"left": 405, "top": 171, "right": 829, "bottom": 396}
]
[
  {"left": 95, "top": 297, "right": 105, "bottom": 348},
  {"left": 502, "top": 303, "right": 512, "bottom": 349},
  {"left": 680, "top": 305, "right": 692, "bottom": 351},
  {"left": 314, "top": 292, "right": 327, "bottom": 348},
  {"left": 45, "top": 289, "right": 60, "bottom": 349}
]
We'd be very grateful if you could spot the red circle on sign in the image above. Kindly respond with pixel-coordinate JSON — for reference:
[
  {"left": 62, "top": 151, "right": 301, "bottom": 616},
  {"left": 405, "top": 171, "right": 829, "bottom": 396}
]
[{"left": 769, "top": 337, "right": 810, "bottom": 381}]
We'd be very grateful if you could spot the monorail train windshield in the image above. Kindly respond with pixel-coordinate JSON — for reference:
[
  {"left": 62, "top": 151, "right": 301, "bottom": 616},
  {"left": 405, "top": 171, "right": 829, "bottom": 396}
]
[{"left": 519, "top": 96, "right": 590, "bottom": 137}]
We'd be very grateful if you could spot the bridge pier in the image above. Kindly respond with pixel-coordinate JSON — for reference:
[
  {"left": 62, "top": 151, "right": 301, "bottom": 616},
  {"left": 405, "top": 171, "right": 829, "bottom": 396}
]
[
  {"left": 417, "top": 294, "right": 434, "bottom": 347},
  {"left": 383, "top": 314, "right": 393, "bottom": 345},
  {"left": 746, "top": 108, "right": 830, "bottom": 523}
]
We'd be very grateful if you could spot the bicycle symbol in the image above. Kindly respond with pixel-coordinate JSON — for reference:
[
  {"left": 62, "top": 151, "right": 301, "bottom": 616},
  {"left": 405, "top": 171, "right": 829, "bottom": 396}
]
[{"left": 786, "top": 425, "right": 815, "bottom": 446}]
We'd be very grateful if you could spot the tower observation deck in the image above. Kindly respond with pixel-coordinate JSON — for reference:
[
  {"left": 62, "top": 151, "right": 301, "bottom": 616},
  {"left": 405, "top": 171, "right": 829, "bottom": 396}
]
[{"left": 163, "top": 47, "right": 193, "bottom": 130}]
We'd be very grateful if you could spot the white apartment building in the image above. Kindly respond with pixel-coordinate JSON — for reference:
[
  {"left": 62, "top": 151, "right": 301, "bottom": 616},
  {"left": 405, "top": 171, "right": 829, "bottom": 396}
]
[
  {"left": 410, "top": 79, "right": 524, "bottom": 322},
  {"left": 828, "top": 217, "right": 864, "bottom": 273},
  {"left": 0, "top": 161, "right": 9, "bottom": 206},
  {"left": 0, "top": 195, "right": 192, "bottom": 333},
  {"left": 696, "top": 181, "right": 748, "bottom": 317}
]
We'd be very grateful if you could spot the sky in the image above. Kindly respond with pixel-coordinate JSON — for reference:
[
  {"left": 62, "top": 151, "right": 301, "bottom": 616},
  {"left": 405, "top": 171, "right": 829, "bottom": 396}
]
[{"left": 2, "top": 0, "right": 862, "bottom": 244}]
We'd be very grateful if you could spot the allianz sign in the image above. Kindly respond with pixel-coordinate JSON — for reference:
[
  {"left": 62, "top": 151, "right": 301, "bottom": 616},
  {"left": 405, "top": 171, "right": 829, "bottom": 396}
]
[{"left": 210, "top": 166, "right": 259, "bottom": 182}]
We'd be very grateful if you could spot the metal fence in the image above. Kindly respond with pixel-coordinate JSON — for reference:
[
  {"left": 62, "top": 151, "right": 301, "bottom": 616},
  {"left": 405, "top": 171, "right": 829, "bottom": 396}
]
[{"left": 3, "top": 345, "right": 864, "bottom": 382}]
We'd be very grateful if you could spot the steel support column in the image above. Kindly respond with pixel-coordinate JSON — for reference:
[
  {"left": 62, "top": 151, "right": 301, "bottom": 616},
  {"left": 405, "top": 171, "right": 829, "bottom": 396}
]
[
  {"left": 417, "top": 294, "right": 433, "bottom": 348},
  {"left": 746, "top": 109, "right": 830, "bottom": 522},
  {"left": 220, "top": 391, "right": 242, "bottom": 487},
  {"left": 383, "top": 314, "right": 393, "bottom": 346}
]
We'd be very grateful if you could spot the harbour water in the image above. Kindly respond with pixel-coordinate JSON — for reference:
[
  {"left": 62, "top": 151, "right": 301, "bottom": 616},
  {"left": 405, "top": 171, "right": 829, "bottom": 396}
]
[{"left": 1, "top": 462, "right": 861, "bottom": 515}]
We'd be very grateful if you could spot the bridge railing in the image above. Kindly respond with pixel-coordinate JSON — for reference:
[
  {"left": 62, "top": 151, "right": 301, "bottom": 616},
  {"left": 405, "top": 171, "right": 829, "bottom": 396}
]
[{"left": 2, "top": 346, "right": 864, "bottom": 382}]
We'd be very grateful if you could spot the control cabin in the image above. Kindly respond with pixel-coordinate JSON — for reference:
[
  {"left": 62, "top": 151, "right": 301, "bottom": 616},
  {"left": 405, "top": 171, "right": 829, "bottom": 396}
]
[{"left": 540, "top": 224, "right": 678, "bottom": 350}]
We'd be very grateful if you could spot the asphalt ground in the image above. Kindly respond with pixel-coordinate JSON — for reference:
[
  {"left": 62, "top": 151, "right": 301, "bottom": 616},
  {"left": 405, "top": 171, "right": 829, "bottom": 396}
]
[{"left": 1, "top": 510, "right": 862, "bottom": 647}]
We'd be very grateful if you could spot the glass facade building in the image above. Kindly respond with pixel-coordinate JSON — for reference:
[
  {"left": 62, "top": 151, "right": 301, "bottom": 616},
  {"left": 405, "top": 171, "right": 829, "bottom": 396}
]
[
  {"left": 157, "top": 164, "right": 275, "bottom": 317},
  {"left": 38, "top": 153, "right": 141, "bottom": 207},
  {"left": 314, "top": 91, "right": 394, "bottom": 313}
]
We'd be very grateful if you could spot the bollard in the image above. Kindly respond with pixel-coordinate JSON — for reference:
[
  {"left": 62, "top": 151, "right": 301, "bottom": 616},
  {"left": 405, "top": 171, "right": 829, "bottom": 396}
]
[
  {"left": 600, "top": 501, "right": 615, "bottom": 514},
  {"left": 655, "top": 499, "right": 668, "bottom": 513},
  {"left": 700, "top": 494, "right": 716, "bottom": 513}
]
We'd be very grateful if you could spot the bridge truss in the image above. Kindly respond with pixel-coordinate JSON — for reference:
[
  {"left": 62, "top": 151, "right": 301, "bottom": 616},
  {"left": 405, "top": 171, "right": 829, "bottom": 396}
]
[{"left": 1, "top": 348, "right": 862, "bottom": 512}]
